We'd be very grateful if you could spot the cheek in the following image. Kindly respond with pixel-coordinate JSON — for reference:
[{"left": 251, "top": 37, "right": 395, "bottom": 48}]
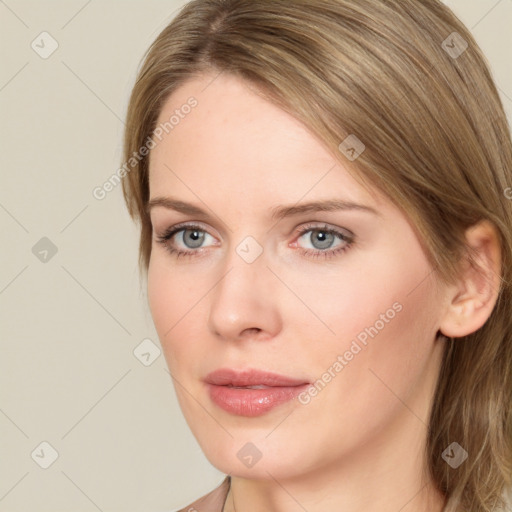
[
  {"left": 147, "top": 258, "right": 175, "bottom": 335},
  {"left": 296, "top": 246, "right": 441, "bottom": 418},
  {"left": 147, "top": 256, "right": 213, "bottom": 373},
  {"left": 147, "top": 258, "right": 189, "bottom": 357},
  {"left": 286, "top": 238, "right": 441, "bottom": 382},
  {"left": 148, "top": 253, "right": 205, "bottom": 327},
  {"left": 279, "top": 259, "right": 424, "bottom": 345}
]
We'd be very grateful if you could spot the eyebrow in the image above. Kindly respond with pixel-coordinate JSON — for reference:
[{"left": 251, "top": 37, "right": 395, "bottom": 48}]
[{"left": 146, "top": 197, "right": 379, "bottom": 220}]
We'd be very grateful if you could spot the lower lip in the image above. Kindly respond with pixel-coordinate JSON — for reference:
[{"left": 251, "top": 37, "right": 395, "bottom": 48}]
[{"left": 206, "top": 383, "right": 310, "bottom": 417}]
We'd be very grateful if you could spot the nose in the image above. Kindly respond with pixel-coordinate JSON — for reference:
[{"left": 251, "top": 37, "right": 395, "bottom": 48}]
[{"left": 207, "top": 247, "right": 282, "bottom": 342}]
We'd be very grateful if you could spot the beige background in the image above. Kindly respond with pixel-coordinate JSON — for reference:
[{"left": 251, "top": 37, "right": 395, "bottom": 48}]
[{"left": 0, "top": 1, "right": 511, "bottom": 511}]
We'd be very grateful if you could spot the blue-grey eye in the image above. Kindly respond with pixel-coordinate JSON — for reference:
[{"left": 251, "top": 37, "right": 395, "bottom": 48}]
[
  {"left": 298, "top": 229, "right": 343, "bottom": 251},
  {"left": 311, "top": 230, "right": 335, "bottom": 249},
  {"left": 180, "top": 229, "right": 206, "bottom": 249}
]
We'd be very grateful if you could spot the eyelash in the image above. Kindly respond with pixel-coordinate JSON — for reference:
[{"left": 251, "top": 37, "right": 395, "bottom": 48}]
[{"left": 155, "top": 222, "right": 354, "bottom": 261}]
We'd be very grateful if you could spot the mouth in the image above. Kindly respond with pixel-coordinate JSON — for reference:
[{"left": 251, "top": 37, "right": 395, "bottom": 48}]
[
  {"left": 204, "top": 368, "right": 310, "bottom": 387},
  {"left": 227, "top": 385, "right": 272, "bottom": 389},
  {"left": 204, "top": 368, "right": 310, "bottom": 417}
]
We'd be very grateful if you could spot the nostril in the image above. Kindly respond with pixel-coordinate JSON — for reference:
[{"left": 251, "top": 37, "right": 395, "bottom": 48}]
[{"left": 241, "top": 327, "right": 262, "bottom": 337}]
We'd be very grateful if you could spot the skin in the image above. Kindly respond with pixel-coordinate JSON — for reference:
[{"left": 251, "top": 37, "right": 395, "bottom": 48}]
[{"left": 146, "top": 72, "right": 501, "bottom": 512}]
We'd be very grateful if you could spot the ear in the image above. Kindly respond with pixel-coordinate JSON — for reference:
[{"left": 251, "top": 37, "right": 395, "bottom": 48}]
[{"left": 439, "top": 220, "right": 502, "bottom": 338}]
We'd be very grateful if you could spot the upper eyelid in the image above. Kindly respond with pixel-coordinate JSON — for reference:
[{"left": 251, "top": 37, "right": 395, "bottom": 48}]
[
  {"left": 157, "top": 221, "right": 218, "bottom": 237},
  {"left": 150, "top": 214, "right": 227, "bottom": 238},
  {"left": 297, "top": 222, "right": 353, "bottom": 236}
]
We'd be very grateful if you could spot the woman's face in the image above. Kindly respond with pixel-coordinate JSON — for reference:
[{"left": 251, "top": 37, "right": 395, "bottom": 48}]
[{"left": 147, "top": 72, "right": 448, "bottom": 480}]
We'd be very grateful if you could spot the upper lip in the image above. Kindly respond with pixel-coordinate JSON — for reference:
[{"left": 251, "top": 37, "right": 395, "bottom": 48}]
[{"left": 205, "top": 368, "right": 309, "bottom": 387}]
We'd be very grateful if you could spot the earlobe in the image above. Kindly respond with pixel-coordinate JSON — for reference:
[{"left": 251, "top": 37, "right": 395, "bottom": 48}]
[{"left": 439, "top": 220, "right": 502, "bottom": 339}]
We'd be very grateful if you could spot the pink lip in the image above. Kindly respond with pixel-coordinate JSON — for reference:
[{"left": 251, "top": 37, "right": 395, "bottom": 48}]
[
  {"left": 205, "top": 368, "right": 309, "bottom": 387},
  {"left": 205, "top": 368, "right": 310, "bottom": 417}
]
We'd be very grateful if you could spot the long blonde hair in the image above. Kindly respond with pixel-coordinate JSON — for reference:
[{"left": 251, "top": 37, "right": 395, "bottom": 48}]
[{"left": 121, "top": 1, "right": 512, "bottom": 509}]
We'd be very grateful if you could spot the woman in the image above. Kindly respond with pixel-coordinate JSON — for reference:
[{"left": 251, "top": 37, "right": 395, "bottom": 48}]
[{"left": 121, "top": 0, "right": 512, "bottom": 510}]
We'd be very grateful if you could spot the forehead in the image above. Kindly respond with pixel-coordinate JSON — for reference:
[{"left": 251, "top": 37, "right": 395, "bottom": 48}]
[{"left": 149, "top": 72, "right": 383, "bottom": 210}]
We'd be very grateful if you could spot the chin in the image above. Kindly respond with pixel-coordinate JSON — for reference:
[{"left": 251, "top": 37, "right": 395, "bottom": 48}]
[{"left": 197, "top": 431, "right": 311, "bottom": 480}]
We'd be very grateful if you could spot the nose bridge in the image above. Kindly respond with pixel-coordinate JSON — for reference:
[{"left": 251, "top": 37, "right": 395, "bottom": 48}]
[{"left": 207, "top": 239, "right": 281, "bottom": 340}]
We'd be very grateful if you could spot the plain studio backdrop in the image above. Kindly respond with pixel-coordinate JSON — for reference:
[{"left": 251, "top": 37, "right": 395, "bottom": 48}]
[{"left": 0, "top": 1, "right": 511, "bottom": 511}]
